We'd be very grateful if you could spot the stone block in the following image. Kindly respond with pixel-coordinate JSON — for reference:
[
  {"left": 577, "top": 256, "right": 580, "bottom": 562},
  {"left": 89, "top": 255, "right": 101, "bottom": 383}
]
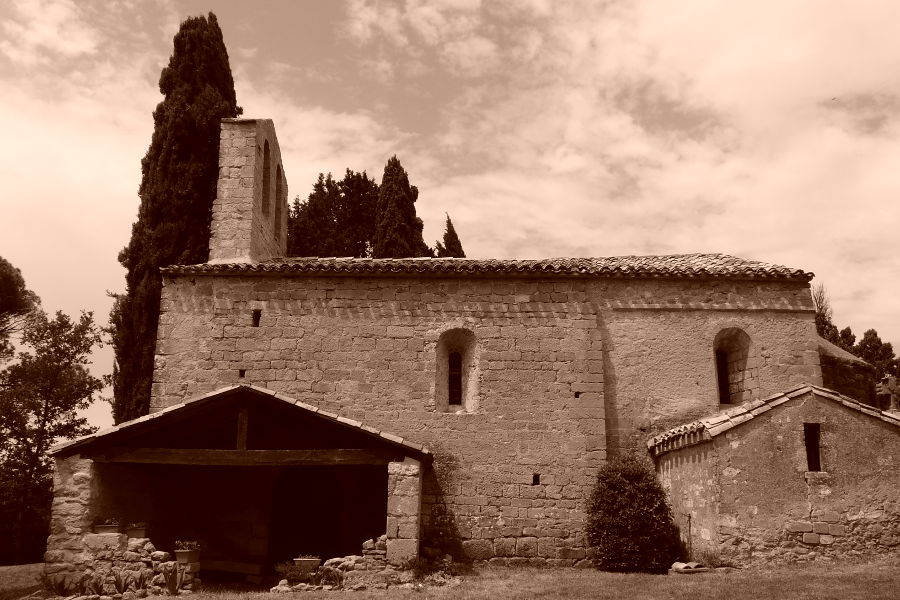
[
  {"left": 84, "top": 533, "right": 128, "bottom": 553},
  {"left": 829, "top": 524, "right": 846, "bottom": 536},
  {"left": 516, "top": 537, "right": 538, "bottom": 557},
  {"left": 820, "top": 511, "right": 841, "bottom": 523},
  {"left": 819, "top": 535, "right": 834, "bottom": 545},
  {"left": 801, "top": 533, "right": 820, "bottom": 544},
  {"left": 786, "top": 521, "right": 812, "bottom": 533},
  {"left": 386, "top": 538, "right": 418, "bottom": 565},
  {"left": 461, "top": 539, "right": 493, "bottom": 560},
  {"left": 494, "top": 538, "right": 516, "bottom": 557},
  {"left": 812, "top": 522, "right": 830, "bottom": 534}
]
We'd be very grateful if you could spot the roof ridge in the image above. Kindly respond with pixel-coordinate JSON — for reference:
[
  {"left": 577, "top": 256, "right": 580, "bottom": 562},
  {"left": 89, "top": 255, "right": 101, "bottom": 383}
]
[
  {"left": 648, "top": 384, "right": 898, "bottom": 457},
  {"left": 161, "top": 253, "right": 813, "bottom": 281}
]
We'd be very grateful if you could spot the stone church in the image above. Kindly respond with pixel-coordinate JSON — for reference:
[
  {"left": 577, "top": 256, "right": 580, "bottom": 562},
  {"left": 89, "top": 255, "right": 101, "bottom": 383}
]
[{"left": 46, "top": 119, "right": 899, "bottom": 580}]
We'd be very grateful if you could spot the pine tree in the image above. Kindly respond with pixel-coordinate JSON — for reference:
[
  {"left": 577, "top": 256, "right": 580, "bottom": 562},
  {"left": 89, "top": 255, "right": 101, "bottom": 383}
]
[
  {"left": 287, "top": 170, "right": 379, "bottom": 258},
  {"left": 435, "top": 214, "right": 466, "bottom": 258},
  {"left": 373, "top": 156, "right": 432, "bottom": 258},
  {"left": 110, "top": 12, "right": 240, "bottom": 423},
  {"left": 0, "top": 256, "right": 38, "bottom": 361}
]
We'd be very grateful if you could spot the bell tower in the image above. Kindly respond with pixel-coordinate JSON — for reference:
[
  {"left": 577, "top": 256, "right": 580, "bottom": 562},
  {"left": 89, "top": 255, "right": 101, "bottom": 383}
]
[{"left": 208, "top": 118, "right": 288, "bottom": 263}]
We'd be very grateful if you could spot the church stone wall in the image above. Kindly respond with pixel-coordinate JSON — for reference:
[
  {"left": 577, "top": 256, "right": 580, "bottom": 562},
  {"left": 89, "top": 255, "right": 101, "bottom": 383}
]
[
  {"left": 149, "top": 271, "right": 817, "bottom": 562},
  {"left": 596, "top": 278, "right": 819, "bottom": 452}
]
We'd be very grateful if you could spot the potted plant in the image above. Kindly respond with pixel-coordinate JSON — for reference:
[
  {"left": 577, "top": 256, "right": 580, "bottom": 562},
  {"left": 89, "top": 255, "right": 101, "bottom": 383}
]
[
  {"left": 125, "top": 522, "right": 148, "bottom": 538},
  {"left": 174, "top": 540, "right": 200, "bottom": 564},
  {"left": 94, "top": 518, "right": 120, "bottom": 534},
  {"left": 291, "top": 554, "right": 321, "bottom": 577}
]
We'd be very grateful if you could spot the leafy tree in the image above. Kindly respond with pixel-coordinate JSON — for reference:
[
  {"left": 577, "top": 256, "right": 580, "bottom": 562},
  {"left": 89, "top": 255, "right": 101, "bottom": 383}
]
[
  {"left": 854, "top": 329, "right": 899, "bottom": 379},
  {"left": 373, "top": 156, "right": 432, "bottom": 259},
  {"left": 0, "top": 310, "right": 104, "bottom": 564},
  {"left": 0, "top": 257, "right": 38, "bottom": 360},
  {"left": 587, "top": 454, "right": 681, "bottom": 573},
  {"left": 435, "top": 214, "right": 466, "bottom": 258},
  {"left": 110, "top": 12, "right": 241, "bottom": 423},
  {"left": 288, "top": 169, "right": 381, "bottom": 258}
]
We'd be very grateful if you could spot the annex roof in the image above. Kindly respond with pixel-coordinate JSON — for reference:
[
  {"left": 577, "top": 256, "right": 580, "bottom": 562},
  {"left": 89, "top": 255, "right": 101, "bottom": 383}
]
[
  {"left": 162, "top": 253, "right": 813, "bottom": 281},
  {"left": 647, "top": 384, "right": 900, "bottom": 458},
  {"left": 51, "top": 384, "right": 431, "bottom": 459}
]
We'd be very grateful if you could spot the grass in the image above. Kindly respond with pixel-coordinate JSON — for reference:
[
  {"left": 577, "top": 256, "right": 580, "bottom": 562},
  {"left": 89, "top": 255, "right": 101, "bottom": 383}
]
[
  {"left": 202, "top": 557, "right": 899, "bottom": 600},
  {"left": 0, "top": 563, "right": 42, "bottom": 600},
  {"left": 2, "top": 557, "right": 898, "bottom": 600}
]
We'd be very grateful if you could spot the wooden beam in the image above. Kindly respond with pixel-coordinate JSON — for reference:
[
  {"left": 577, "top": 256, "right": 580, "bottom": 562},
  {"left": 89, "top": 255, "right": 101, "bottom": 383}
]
[
  {"left": 91, "top": 447, "right": 401, "bottom": 466},
  {"left": 236, "top": 406, "right": 248, "bottom": 450}
]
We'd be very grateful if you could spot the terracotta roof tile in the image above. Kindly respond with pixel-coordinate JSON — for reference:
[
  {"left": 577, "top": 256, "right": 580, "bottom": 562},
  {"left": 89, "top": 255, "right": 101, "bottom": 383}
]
[
  {"left": 647, "top": 384, "right": 900, "bottom": 457},
  {"left": 163, "top": 253, "right": 813, "bottom": 281}
]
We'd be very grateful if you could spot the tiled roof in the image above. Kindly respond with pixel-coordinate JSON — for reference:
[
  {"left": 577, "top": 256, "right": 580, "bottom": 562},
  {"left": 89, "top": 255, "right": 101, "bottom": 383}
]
[
  {"left": 162, "top": 253, "right": 813, "bottom": 281},
  {"left": 51, "top": 384, "right": 430, "bottom": 458},
  {"left": 647, "top": 384, "right": 900, "bottom": 457}
]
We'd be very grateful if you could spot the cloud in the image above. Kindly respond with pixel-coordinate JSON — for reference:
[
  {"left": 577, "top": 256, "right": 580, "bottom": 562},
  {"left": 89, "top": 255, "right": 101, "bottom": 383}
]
[{"left": 0, "top": 0, "right": 99, "bottom": 65}]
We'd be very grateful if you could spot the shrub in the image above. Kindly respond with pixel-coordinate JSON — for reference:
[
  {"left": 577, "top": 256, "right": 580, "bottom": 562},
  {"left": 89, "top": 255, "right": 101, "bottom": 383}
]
[{"left": 586, "top": 454, "right": 681, "bottom": 573}]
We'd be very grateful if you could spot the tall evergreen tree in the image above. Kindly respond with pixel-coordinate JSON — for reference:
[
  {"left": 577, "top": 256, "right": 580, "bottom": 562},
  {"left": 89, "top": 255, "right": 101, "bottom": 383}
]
[
  {"left": 287, "top": 170, "right": 379, "bottom": 258},
  {"left": 373, "top": 156, "right": 432, "bottom": 258},
  {"left": 110, "top": 13, "right": 240, "bottom": 423},
  {"left": 435, "top": 214, "right": 466, "bottom": 258}
]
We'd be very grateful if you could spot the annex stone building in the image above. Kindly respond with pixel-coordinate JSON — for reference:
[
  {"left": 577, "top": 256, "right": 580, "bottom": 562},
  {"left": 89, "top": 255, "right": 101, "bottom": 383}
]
[{"left": 46, "top": 118, "right": 899, "bottom": 581}]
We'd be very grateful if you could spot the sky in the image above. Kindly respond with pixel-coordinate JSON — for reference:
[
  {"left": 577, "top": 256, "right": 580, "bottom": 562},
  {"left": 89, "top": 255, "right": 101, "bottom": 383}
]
[{"left": 1, "top": 0, "right": 899, "bottom": 428}]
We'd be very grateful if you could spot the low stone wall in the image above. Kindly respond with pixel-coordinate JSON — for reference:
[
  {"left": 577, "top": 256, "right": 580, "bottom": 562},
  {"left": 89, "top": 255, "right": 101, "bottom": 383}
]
[{"left": 44, "top": 534, "right": 199, "bottom": 595}]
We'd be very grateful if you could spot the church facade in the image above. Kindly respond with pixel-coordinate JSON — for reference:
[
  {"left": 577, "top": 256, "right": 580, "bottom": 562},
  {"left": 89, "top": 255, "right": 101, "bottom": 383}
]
[{"left": 49, "top": 118, "right": 891, "bottom": 580}]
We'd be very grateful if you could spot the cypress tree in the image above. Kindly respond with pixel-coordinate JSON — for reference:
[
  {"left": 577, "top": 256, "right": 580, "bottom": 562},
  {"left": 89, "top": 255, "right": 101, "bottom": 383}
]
[
  {"left": 435, "top": 214, "right": 466, "bottom": 258},
  {"left": 110, "top": 12, "right": 241, "bottom": 423},
  {"left": 373, "top": 156, "right": 432, "bottom": 258}
]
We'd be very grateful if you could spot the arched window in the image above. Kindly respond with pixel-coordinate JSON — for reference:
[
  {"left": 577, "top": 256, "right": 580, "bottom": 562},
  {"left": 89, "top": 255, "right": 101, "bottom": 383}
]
[
  {"left": 713, "top": 328, "right": 757, "bottom": 404},
  {"left": 436, "top": 328, "right": 478, "bottom": 412},
  {"left": 262, "top": 140, "right": 272, "bottom": 216},
  {"left": 448, "top": 352, "right": 462, "bottom": 406}
]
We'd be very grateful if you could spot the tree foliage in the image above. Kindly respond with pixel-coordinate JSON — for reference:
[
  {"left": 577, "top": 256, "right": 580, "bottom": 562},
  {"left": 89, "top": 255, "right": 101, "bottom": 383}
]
[
  {"left": 435, "top": 214, "right": 466, "bottom": 258},
  {"left": 287, "top": 170, "right": 379, "bottom": 258},
  {"left": 373, "top": 156, "right": 432, "bottom": 259},
  {"left": 110, "top": 12, "right": 240, "bottom": 424},
  {"left": 587, "top": 454, "right": 681, "bottom": 573},
  {"left": 812, "top": 282, "right": 898, "bottom": 378},
  {"left": 0, "top": 310, "right": 103, "bottom": 564},
  {"left": 0, "top": 256, "right": 38, "bottom": 360}
]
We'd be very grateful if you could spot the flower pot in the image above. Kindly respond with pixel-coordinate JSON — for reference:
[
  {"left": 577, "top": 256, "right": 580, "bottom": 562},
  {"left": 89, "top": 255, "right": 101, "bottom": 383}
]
[
  {"left": 175, "top": 549, "right": 200, "bottom": 564},
  {"left": 292, "top": 557, "right": 321, "bottom": 576},
  {"left": 94, "top": 524, "right": 120, "bottom": 534}
]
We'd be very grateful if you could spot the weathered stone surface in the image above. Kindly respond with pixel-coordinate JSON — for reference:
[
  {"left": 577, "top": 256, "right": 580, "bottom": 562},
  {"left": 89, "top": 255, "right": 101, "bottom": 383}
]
[
  {"left": 461, "top": 539, "right": 492, "bottom": 561},
  {"left": 84, "top": 534, "right": 127, "bottom": 553},
  {"left": 386, "top": 539, "right": 418, "bottom": 565}
]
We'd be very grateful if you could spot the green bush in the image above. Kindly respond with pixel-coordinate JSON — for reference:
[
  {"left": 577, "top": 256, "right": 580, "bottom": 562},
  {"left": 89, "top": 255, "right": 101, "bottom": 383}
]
[{"left": 586, "top": 454, "right": 681, "bottom": 573}]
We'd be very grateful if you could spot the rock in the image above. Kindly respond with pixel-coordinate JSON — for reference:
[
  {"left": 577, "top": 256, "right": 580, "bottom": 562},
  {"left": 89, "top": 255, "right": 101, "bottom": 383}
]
[
  {"left": 149, "top": 552, "right": 169, "bottom": 562},
  {"left": 268, "top": 585, "right": 291, "bottom": 593},
  {"left": 136, "top": 591, "right": 147, "bottom": 599},
  {"left": 122, "top": 593, "right": 135, "bottom": 600},
  {"left": 350, "top": 583, "right": 367, "bottom": 591},
  {"left": 323, "top": 585, "right": 333, "bottom": 591}
]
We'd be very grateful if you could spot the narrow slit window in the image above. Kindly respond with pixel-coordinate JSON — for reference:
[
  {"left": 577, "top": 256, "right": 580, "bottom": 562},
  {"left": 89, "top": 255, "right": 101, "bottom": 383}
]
[
  {"left": 804, "top": 423, "right": 822, "bottom": 472},
  {"left": 715, "top": 349, "right": 731, "bottom": 404},
  {"left": 448, "top": 352, "right": 462, "bottom": 406},
  {"left": 238, "top": 369, "right": 246, "bottom": 378},
  {"left": 252, "top": 309, "right": 262, "bottom": 327},
  {"left": 262, "top": 140, "right": 271, "bottom": 216},
  {"left": 532, "top": 473, "right": 540, "bottom": 486}
]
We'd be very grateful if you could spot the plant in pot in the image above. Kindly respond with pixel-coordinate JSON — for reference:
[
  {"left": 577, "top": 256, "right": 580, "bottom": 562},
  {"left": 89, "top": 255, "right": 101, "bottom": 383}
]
[
  {"left": 174, "top": 540, "right": 200, "bottom": 564},
  {"left": 125, "top": 522, "right": 148, "bottom": 538},
  {"left": 292, "top": 554, "right": 321, "bottom": 577},
  {"left": 94, "top": 517, "right": 120, "bottom": 534}
]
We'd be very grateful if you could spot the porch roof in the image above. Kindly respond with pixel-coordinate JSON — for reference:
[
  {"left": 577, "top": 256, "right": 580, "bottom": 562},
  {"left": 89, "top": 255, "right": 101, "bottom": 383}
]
[{"left": 51, "top": 384, "right": 431, "bottom": 461}]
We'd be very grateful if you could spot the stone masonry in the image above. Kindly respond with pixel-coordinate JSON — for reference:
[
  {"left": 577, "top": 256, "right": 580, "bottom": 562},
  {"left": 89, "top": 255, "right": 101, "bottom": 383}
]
[
  {"left": 209, "top": 119, "right": 287, "bottom": 263},
  {"left": 653, "top": 386, "right": 900, "bottom": 564}
]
